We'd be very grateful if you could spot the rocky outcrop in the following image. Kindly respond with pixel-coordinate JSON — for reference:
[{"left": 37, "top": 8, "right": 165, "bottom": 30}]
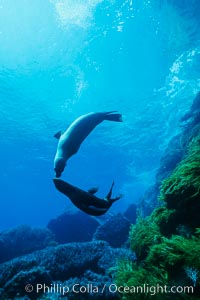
[
  {"left": 47, "top": 211, "right": 99, "bottom": 244},
  {"left": 0, "top": 225, "right": 56, "bottom": 264},
  {"left": 93, "top": 214, "right": 131, "bottom": 247},
  {"left": 0, "top": 241, "right": 133, "bottom": 299}
]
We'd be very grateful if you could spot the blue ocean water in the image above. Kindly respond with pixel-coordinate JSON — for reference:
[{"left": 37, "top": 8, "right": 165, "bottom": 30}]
[{"left": 0, "top": 0, "right": 200, "bottom": 230}]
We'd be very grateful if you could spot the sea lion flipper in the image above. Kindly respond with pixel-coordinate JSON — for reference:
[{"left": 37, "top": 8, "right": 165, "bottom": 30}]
[
  {"left": 104, "top": 112, "right": 122, "bottom": 122},
  {"left": 88, "top": 187, "right": 99, "bottom": 194},
  {"left": 54, "top": 131, "right": 63, "bottom": 140},
  {"left": 109, "top": 193, "right": 123, "bottom": 204},
  {"left": 105, "top": 181, "right": 115, "bottom": 200}
]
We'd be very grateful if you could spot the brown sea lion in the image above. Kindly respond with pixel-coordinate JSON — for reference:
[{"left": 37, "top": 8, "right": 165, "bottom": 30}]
[
  {"left": 53, "top": 178, "right": 122, "bottom": 216},
  {"left": 54, "top": 111, "right": 122, "bottom": 177}
]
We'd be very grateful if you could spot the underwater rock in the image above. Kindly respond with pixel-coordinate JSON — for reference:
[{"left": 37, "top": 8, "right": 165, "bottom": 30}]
[
  {"left": 98, "top": 247, "right": 136, "bottom": 271},
  {"left": 140, "top": 91, "right": 200, "bottom": 216},
  {"left": 47, "top": 211, "right": 99, "bottom": 244},
  {"left": 156, "top": 134, "right": 184, "bottom": 183},
  {"left": 181, "top": 91, "right": 200, "bottom": 122},
  {"left": 139, "top": 134, "right": 185, "bottom": 216},
  {"left": 49, "top": 271, "right": 120, "bottom": 300},
  {"left": 138, "top": 184, "right": 160, "bottom": 217},
  {"left": 124, "top": 203, "right": 137, "bottom": 224},
  {"left": 93, "top": 214, "right": 131, "bottom": 248},
  {"left": 0, "top": 225, "right": 56, "bottom": 264},
  {"left": 3, "top": 267, "right": 51, "bottom": 299},
  {"left": 0, "top": 241, "right": 127, "bottom": 299}
]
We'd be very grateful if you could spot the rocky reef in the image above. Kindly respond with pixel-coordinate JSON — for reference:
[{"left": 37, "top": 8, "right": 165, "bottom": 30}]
[
  {"left": 0, "top": 211, "right": 134, "bottom": 299},
  {"left": 0, "top": 241, "right": 133, "bottom": 300},
  {"left": 47, "top": 211, "right": 99, "bottom": 244},
  {"left": 115, "top": 92, "right": 200, "bottom": 299},
  {"left": 0, "top": 225, "right": 56, "bottom": 264},
  {"left": 93, "top": 214, "right": 131, "bottom": 248}
]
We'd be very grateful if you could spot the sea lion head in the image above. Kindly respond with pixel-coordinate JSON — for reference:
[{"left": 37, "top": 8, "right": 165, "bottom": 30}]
[{"left": 54, "top": 157, "right": 66, "bottom": 178}]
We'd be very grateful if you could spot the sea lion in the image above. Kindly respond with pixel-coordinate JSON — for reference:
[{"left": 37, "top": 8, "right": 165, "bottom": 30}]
[
  {"left": 53, "top": 178, "right": 122, "bottom": 216},
  {"left": 54, "top": 111, "right": 122, "bottom": 177}
]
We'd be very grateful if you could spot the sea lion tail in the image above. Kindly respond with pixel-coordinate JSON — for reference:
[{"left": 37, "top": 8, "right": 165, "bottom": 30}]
[
  {"left": 109, "top": 194, "right": 123, "bottom": 204},
  {"left": 104, "top": 112, "right": 123, "bottom": 122}
]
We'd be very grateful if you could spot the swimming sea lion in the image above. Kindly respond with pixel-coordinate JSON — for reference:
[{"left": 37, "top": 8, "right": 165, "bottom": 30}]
[
  {"left": 54, "top": 111, "right": 122, "bottom": 177},
  {"left": 53, "top": 178, "right": 122, "bottom": 216}
]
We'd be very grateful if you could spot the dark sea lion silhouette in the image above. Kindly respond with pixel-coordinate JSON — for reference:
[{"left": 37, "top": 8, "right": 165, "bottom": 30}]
[
  {"left": 53, "top": 178, "right": 122, "bottom": 216},
  {"left": 54, "top": 111, "right": 122, "bottom": 177}
]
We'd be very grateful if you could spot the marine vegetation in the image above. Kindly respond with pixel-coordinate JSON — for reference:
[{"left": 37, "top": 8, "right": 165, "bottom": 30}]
[
  {"left": 129, "top": 214, "right": 162, "bottom": 261},
  {"left": 160, "top": 136, "right": 200, "bottom": 229},
  {"left": 115, "top": 134, "right": 200, "bottom": 299}
]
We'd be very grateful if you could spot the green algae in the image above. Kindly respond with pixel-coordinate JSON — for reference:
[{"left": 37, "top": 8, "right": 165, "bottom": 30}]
[
  {"left": 160, "top": 136, "right": 200, "bottom": 204},
  {"left": 129, "top": 215, "right": 162, "bottom": 261},
  {"left": 146, "top": 235, "right": 200, "bottom": 270},
  {"left": 115, "top": 134, "right": 200, "bottom": 300}
]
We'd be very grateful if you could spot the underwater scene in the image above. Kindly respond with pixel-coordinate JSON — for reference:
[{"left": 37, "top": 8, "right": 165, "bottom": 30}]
[{"left": 0, "top": 0, "right": 200, "bottom": 299}]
